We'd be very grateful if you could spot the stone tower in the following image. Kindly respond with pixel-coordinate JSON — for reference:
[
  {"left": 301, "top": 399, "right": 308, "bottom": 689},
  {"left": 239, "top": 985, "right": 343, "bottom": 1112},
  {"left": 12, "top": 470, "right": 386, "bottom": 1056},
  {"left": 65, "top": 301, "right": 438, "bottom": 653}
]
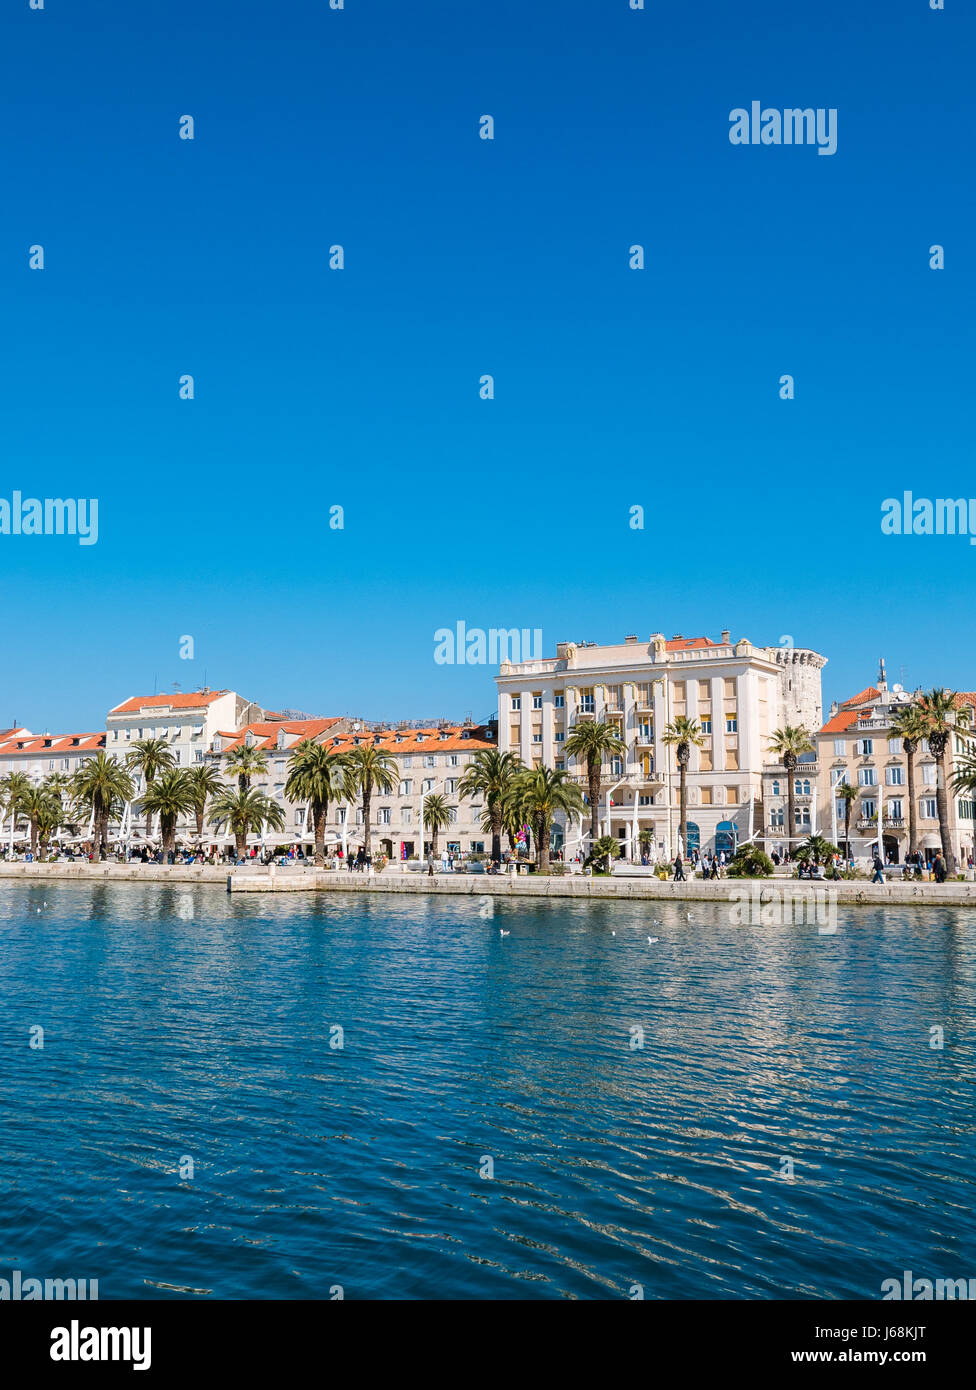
[{"left": 763, "top": 645, "right": 827, "bottom": 733}]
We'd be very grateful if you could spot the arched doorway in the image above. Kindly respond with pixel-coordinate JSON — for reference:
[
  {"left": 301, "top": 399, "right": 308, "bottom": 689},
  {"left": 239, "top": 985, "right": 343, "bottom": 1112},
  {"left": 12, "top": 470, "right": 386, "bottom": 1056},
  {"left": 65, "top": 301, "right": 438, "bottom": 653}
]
[
  {"left": 684, "top": 822, "right": 700, "bottom": 855},
  {"left": 715, "top": 820, "right": 735, "bottom": 857}
]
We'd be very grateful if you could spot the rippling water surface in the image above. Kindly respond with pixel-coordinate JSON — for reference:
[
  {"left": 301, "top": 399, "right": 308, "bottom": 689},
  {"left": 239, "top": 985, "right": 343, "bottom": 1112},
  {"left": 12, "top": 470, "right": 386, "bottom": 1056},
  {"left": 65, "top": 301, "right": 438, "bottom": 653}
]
[{"left": 1, "top": 882, "right": 974, "bottom": 1299}]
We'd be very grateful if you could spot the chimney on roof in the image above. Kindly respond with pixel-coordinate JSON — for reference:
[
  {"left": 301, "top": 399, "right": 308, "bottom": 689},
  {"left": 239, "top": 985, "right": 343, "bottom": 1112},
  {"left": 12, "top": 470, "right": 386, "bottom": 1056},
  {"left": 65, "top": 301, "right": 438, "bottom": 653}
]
[
  {"left": 671, "top": 634, "right": 683, "bottom": 641},
  {"left": 624, "top": 634, "right": 638, "bottom": 643},
  {"left": 721, "top": 629, "right": 730, "bottom": 644},
  {"left": 830, "top": 700, "right": 838, "bottom": 717}
]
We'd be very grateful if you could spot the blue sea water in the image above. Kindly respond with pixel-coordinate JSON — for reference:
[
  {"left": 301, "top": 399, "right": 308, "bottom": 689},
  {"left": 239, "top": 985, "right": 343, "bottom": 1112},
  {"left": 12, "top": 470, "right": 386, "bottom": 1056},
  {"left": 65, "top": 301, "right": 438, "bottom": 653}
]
[{"left": 0, "top": 882, "right": 974, "bottom": 1300}]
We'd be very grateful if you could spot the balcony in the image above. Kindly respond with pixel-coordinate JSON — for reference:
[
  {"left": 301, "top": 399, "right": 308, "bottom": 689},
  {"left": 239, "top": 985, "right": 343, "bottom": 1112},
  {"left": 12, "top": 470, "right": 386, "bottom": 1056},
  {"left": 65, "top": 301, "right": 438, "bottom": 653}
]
[{"left": 857, "top": 817, "right": 906, "bottom": 831}]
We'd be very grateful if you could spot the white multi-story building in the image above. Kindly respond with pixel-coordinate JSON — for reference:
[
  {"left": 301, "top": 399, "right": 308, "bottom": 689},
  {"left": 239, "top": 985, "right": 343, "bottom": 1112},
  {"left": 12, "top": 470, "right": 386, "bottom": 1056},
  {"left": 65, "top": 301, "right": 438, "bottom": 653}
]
[
  {"left": 106, "top": 689, "right": 263, "bottom": 786},
  {"left": 495, "top": 631, "right": 826, "bottom": 861},
  {"left": 319, "top": 723, "right": 498, "bottom": 863}
]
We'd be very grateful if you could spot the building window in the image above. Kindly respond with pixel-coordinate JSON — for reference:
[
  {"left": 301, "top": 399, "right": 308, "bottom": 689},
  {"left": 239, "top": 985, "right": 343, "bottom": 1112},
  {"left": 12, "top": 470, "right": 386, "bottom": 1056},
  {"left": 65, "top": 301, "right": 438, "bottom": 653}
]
[
  {"left": 554, "top": 694, "right": 565, "bottom": 708},
  {"left": 793, "top": 778, "right": 811, "bottom": 796},
  {"left": 402, "top": 808, "right": 412, "bottom": 824},
  {"left": 377, "top": 808, "right": 391, "bottom": 825},
  {"left": 555, "top": 731, "right": 565, "bottom": 743},
  {"left": 579, "top": 689, "right": 595, "bottom": 713},
  {"left": 771, "top": 780, "right": 780, "bottom": 796},
  {"left": 532, "top": 733, "right": 542, "bottom": 743},
  {"left": 470, "top": 841, "right": 485, "bottom": 854},
  {"left": 858, "top": 739, "right": 874, "bottom": 756},
  {"left": 449, "top": 754, "right": 459, "bottom": 766},
  {"left": 532, "top": 694, "right": 543, "bottom": 709},
  {"left": 424, "top": 755, "right": 435, "bottom": 768},
  {"left": 511, "top": 697, "right": 521, "bottom": 712},
  {"left": 858, "top": 768, "right": 877, "bottom": 787},
  {"left": 921, "top": 798, "right": 938, "bottom": 819},
  {"left": 725, "top": 717, "right": 737, "bottom": 734},
  {"left": 922, "top": 764, "right": 937, "bottom": 785},
  {"left": 888, "top": 738, "right": 902, "bottom": 755},
  {"left": 402, "top": 756, "right": 413, "bottom": 769},
  {"left": 886, "top": 766, "right": 904, "bottom": 786},
  {"left": 700, "top": 718, "right": 711, "bottom": 734},
  {"left": 611, "top": 757, "right": 623, "bottom": 776},
  {"left": 862, "top": 799, "right": 877, "bottom": 818},
  {"left": 399, "top": 780, "right": 412, "bottom": 796},
  {"left": 833, "top": 739, "right": 846, "bottom": 756},
  {"left": 888, "top": 798, "right": 903, "bottom": 819}
]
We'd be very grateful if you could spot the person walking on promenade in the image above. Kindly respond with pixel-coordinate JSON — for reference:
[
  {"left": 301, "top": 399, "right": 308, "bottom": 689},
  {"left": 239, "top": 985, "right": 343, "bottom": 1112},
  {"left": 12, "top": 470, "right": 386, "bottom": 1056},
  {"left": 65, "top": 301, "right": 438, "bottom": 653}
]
[
  {"left": 871, "top": 852, "right": 885, "bottom": 885},
  {"left": 673, "top": 853, "right": 685, "bottom": 882},
  {"left": 933, "top": 852, "right": 947, "bottom": 883}
]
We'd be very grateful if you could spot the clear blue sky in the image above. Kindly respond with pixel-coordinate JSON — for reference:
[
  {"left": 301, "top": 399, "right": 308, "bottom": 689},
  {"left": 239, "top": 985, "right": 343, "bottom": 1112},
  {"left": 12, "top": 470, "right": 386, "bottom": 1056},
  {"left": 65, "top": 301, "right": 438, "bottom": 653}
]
[{"left": 1, "top": 0, "right": 973, "bottom": 732}]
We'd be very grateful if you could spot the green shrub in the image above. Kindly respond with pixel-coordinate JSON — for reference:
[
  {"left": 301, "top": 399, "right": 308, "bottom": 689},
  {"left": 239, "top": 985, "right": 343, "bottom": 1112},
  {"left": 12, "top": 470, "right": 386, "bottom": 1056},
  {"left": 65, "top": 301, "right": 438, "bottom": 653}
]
[{"left": 726, "top": 845, "right": 775, "bottom": 878}]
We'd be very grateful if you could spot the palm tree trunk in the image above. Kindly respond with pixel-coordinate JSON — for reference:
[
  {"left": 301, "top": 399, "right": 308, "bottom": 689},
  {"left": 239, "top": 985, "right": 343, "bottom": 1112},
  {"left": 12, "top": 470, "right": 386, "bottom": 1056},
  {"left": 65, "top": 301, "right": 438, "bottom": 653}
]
[
  {"left": 588, "top": 757, "right": 600, "bottom": 843},
  {"left": 235, "top": 832, "right": 246, "bottom": 857},
  {"left": 538, "top": 817, "right": 550, "bottom": 873},
  {"left": 784, "top": 756, "right": 797, "bottom": 862},
  {"left": 362, "top": 779, "right": 372, "bottom": 856},
  {"left": 30, "top": 822, "right": 38, "bottom": 856},
  {"left": 490, "top": 810, "right": 502, "bottom": 866},
  {"left": 844, "top": 805, "right": 852, "bottom": 859},
  {"left": 933, "top": 741, "right": 955, "bottom": 872},
  {"left": 163, "top": 819, "right": 176, "bottom": 855},
  {"left": 905, "top": 741, "right": 918, "bottom": 858},
  {"left": 196, "top": 807, "right": 205, "bottom": 839},
  {"left": 431, "top": 827, "right": 439, "bottom": 862},
  {"left": 677, "top": 747, "right": 689, "bottom": 851},
  {"left": 314, "top": 805, "right": 325, "bottom": 867}
]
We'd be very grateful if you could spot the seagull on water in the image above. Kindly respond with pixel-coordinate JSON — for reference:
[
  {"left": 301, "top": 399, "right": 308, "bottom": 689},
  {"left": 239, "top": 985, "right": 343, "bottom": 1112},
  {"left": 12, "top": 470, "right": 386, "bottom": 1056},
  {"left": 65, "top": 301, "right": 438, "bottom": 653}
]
[
  {"left": 499, "top": 928, "right": 510, "bottom": 937},
  {"left": 647, "top": 936, "right": 659, "bottom": 944}
]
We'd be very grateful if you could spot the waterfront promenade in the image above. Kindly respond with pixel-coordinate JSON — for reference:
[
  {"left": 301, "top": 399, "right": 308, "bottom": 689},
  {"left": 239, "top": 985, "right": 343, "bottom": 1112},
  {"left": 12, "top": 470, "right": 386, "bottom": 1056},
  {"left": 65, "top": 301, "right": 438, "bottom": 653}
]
[{"left": 3, "top": 860, "right": 976, "bottom": 907}]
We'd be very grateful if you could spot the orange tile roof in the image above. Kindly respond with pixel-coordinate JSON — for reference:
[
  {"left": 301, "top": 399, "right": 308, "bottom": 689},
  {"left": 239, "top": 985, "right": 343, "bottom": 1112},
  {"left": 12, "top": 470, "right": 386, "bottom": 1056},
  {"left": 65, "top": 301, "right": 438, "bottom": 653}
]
[
  {"left": 839, "top": 686, "right": 881, "bottom": 709},
  {"left": 216, "top": 718, "right": 342, "bottom": 755},
  {"left": 665, "top": 636, "right": 718, "bottom": 650},
  {"left": 324, "top": 725, "right": 496, "bottom": 755},
  {"left": 110, "top": 690, "right": 229, "bottom": 714},
  {"left": 0, "top": 731, "right": 106, "bottom": 754}
]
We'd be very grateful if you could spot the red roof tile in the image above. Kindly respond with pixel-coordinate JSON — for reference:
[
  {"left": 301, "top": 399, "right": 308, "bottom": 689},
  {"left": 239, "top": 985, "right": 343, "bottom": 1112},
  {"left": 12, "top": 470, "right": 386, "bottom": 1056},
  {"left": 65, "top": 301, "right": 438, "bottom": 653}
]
[
  {"left": 0, "top": 731, "right": 106, "bottom": 754},
  {"left": 109, "top": 690, "right": 229, "bottom": 715}
]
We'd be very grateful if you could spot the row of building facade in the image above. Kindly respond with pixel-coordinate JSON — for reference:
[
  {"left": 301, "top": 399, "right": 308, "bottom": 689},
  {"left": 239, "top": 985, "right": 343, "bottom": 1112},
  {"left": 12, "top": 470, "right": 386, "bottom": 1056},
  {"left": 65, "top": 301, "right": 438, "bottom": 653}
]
[{"left": 2, "top": 630, "right": 975, "bottom": 864}]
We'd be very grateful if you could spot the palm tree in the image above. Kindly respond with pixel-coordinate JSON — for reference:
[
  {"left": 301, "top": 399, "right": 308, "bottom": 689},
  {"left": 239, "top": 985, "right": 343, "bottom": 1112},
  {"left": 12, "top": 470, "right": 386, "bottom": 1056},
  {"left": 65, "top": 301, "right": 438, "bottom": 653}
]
[
  {"left": 223, "top": 744, "right": 269, "bottom": 794},
  {"left": 796, "top": 833, "right": 840, "bottom": 864},
  {"left": 456, "top": 749, "right": 523, "bottom": 864},
  {"left": 950, "top": 746, "right": 976, "bottom": 868},
  {"left": 139, "top": 769, "right": 197, "bottom": 855},
  {"left": 888, "top": 703, "right": 929, "bottom": 862},
  {"left": 125, "top": 738, "right": 177, "bottom": 841},
  {"left": 563, "top": 720, "right": 626, "bottom": 849},
  {"left": 0, "top": 771, "right": 32, "bottom": 833},
  {"left": 507, "top": 766, "right": 584, "bottom": 873},
  {"left": 662, "top": 716, "right": 705, "bottom": 856},
  {"left": 72, "top": 753, "right": 135, "bottom": 861},
  {"left": 837, "top": 781, "right": 858, "bottom": 859},
  {"left": 420, "top": 791, "right": 452, "bottom": 864},
  {"left": 20, "top": 785, "right": 62, "bottom": 856},
  {"left": 209, "top": 786, "right": 285, "bottom": 859},
  {"left": 184, "top": 763, "right": 224, "bottom": 839},
  {"left": 767, "top": 725, "right": 814, "bottom": 861},
  {"left": 638, "top": 826, "right": 654, "bottom": 864},
  {"left": 590, "top": 834, "right": 620, "bottom": 873},
  {"left": 344, "top": 744, "right": 398, "bottom": 858},
  {"left": 284, "top": 740, "right": 349, "bottom": 866},
  {"left": 916, "top": 688, "right": 971, "bottom": 873}
]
